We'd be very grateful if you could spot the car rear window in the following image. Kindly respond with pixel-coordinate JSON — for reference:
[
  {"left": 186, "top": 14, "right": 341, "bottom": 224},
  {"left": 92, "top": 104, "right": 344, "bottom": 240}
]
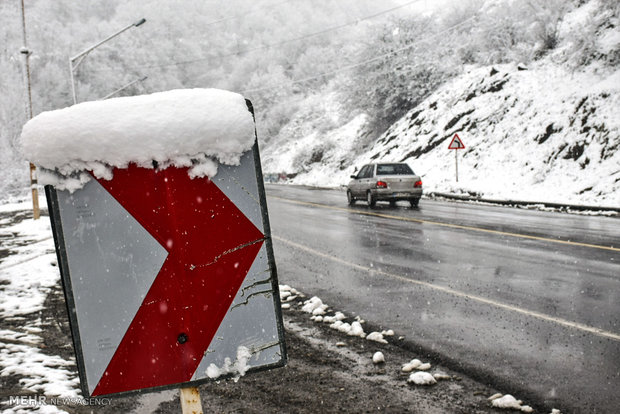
[{"left": 376, "top": 163, "right": 414, "bottom": 175}]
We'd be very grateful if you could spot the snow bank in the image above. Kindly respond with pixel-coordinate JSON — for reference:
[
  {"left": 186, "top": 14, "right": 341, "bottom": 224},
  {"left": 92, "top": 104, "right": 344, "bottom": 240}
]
[{"left": 19, "top": 89, "right": 255, "bottom": 190}]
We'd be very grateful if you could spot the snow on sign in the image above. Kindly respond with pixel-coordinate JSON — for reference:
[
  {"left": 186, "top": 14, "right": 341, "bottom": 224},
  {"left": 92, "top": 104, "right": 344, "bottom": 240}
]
[
  {"left": 21, "top": 89, "right": 286, "bottom": 397},
  {"left": 448, "top": 133, "right": 465, "bottom": 149}
]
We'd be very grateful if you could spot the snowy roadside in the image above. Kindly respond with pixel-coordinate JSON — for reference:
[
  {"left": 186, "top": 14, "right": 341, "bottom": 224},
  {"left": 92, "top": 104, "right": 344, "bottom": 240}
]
[
  {"left": 279, "top": 286, "right": 564, "bottom": 414},
  {"left": 0, "top": 204, "right": 78, "bottom": 414},
  {"left": 1, "top": 200, "right": 563, "bottom": 413}
]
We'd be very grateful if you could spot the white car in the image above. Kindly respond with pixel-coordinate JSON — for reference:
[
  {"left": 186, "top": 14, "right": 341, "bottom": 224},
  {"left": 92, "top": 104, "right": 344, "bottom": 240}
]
[{"left": 347, "top": 163, "right": 423, "bottom": 207}]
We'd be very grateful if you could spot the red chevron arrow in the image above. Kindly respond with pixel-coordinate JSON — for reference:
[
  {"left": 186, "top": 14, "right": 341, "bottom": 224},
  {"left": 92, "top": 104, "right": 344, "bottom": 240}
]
[{"left": 91, "top": 164, "right": 264, "bottom": 395}]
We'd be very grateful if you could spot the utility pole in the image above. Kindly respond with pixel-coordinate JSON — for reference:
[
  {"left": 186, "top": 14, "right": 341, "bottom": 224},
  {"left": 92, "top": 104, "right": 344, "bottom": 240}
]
[{"left": 20, "top": 0, "right": 40, "bottom": 220}]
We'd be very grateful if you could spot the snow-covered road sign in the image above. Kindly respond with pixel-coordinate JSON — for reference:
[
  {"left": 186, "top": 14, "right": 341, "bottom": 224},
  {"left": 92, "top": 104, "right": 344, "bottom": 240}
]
[
  {"left": 46, "top": 141, "right": 286, "bottom": 397},
  {"left": 448, "top": 133, "right": 465, "bottom": 149}
]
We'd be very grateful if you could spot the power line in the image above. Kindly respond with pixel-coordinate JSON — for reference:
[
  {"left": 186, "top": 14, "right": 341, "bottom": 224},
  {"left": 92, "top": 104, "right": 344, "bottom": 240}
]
[
  {"left": 201, "top": 0, "right": 295, "bottom": 26},
  {"left": 240, "top": 13, "right": 479, "bottom": 95},
  {"left": 92, "top": 0, "right": 425, "bottom": 72}
]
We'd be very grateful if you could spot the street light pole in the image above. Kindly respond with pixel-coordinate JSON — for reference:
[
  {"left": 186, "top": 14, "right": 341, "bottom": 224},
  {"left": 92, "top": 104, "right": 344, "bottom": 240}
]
[{"left": 69, "top": 18, "right": 146, "bottom": 104}]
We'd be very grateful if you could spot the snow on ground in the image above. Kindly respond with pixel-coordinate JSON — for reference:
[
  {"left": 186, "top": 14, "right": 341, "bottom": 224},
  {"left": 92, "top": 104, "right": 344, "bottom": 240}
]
[
  {"left": 0, "top": 202, "right": 78, "bottom": 413},
  {"left": 279, "top": 284, "right": 566, "bottom": 412},
  {"left": 280, "top": 285, "right": 560, "bottom": 414},
  {"left": 0, "top": 212, "right": 56, "bottom": 317},
  {"left": 281, "top": 286, "right": 430, "bottom": 386},
  {"left": 401, "top": 359, "right": 431, "bottom": 372},
  {"left": 372, "top": 351, "right": 384, "bottom": 364},
  {"left": 18, "top": 89, "right": 255, "bottom": 191},
  {"left": 488, "top": 394, "right": 534, "bottom": 413}
]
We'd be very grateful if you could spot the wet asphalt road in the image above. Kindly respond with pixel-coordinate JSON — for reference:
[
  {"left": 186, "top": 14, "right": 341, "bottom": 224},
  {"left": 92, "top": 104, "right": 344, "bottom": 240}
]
[{"left": 264, "top": 184, "right": 620, "bottom": 413}]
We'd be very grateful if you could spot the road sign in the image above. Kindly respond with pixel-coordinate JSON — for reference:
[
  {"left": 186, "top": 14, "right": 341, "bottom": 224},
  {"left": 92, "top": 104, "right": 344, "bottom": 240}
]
[
  {"left": 46, "top": 140, "right": 286, "bottom": 397},
  {"left": 448, "top": 133, "right": 465, "bottom": 182},
  {"left": 448, "top": 133, "right": 465, "bottom": 149}
]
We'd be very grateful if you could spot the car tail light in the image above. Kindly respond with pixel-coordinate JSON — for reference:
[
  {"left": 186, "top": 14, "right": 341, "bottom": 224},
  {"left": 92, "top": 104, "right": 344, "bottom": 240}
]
[
  {"left": 376, "top": 180, "right": 388, "bottom": 188},
  {"left": 414, "top": 180, "right": 422, "bottom": 188}
]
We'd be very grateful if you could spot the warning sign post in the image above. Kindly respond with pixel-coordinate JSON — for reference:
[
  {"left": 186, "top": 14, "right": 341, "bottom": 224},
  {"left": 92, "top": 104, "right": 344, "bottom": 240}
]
[
  {"left": 45, "top": 108, "right": 286, "bottom": 401},
  {"left": 448, "top": 133, "right": 465, "bottom": 182}
]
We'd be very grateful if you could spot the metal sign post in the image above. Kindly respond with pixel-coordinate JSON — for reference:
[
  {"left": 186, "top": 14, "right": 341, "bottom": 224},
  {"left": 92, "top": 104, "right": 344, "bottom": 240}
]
[
  {"left": 45, "top": 106, "right": 286, "bottom": 400},
  {"left": 448, "top": 133, "right": 466, "bottom": 182}
]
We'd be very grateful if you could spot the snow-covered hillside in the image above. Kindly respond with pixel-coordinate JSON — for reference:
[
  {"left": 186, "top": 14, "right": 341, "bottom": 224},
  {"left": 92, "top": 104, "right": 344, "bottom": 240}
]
[
  {"left": 262, "top": 3, "right": 620, "bottom": 208},
  {"left": 357, "top": 63, "right": 618, "bottom": 206}
]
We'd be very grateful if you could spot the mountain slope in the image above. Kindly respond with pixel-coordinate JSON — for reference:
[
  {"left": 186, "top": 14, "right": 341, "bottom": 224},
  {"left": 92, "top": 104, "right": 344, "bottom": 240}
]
[
  {"left": 262, "top": 1, "right": 620, "bottom": 208},
  {"left": 349, "top": 62, "right": 619, "bottom": 207}
]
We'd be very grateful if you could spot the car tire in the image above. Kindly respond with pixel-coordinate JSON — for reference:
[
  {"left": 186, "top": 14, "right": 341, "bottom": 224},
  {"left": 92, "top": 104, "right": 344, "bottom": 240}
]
[
  {"left": 409, "top": 198, "right": 420, "bottom": 208},
  {"left": 367, "top": 191, "right": 376, "bottom": 208},
  {"left": 347, "top": 190, "right": 356, "bottom": 206}
]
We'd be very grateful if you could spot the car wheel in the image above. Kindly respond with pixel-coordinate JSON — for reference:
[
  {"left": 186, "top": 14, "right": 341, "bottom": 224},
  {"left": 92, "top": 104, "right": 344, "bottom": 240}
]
[
  {"left": 347, "top": 190, "right": 356, "bottom": 206},
  {"left": 367, "top": 191, "right": 376, "bottom": 207},
  {"left": 409, "top": 198, "right": 420, "bottom": 208}
]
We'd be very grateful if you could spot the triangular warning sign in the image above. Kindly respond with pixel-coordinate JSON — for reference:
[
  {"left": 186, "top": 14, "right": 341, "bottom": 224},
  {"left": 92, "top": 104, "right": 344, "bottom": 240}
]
[{"left": 448, "top": 133, "right": 465, "bottom": 149}]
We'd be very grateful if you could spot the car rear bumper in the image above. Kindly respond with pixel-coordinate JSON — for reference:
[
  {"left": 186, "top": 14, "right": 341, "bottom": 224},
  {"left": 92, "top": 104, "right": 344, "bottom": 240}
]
[{"left": 371, "top": 188, "right": 422, "bottom": 200}]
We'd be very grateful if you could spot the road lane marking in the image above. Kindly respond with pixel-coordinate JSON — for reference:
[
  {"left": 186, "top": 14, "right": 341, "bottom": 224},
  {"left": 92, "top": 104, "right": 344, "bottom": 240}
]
[
  {"left": 274, "top": 235, "right": 620, "bottom": 342},
  {"left": 269, "top": 196, "right": 620, "bottom": 252}
]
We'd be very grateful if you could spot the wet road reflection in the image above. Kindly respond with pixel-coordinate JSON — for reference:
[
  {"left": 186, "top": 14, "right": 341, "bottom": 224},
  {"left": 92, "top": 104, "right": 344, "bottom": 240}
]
[{"left": 265, "top": 184, "right": 620, "bottom": 413}]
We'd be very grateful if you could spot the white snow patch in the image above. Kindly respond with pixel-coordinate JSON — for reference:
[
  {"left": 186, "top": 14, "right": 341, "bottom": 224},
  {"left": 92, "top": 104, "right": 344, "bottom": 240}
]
[
  {"left": 402, "top": 359, "right": 423, "bottom": 372},
  {"left": 489, "top": 394, "right": 535, "bottom": 412},
  {"left": 348, "top": 321, "right": 365, "bottom": 337},
  {"left": 301, "top": 296, "right": 327, "bottom": 314},
  {"left": 0, "top": 342, "right": 80, "bottom": 398},
  {"left": 407, "top": 371, "right": 437, "bottom": 385},
  {"left": 372, "top": 352, "right": 385, "bottom": 364},
  {"left": 19, "top": 89, "right": 255, "bottom": 191},
  {"left": 0, "top": 218, "right": 56, "bottom": 318},
  {"left": 206, "top": 346, "right": 252, "bottom": 382},
  {"left": 0, "top": 205, "right": 81, "bottom": 408},
  {"left": 366, "top": 332, "right": 388, "bottom": 344},
  {"left": 401, "top": 358, "right": 431, "bottom": 372},
  {"left": 322, "top": 312, "right": 346, "bottom": 323},
  {"left": 279, "top": 284, "right": 302, "bottom": 303},
  {"left": 491, "top": 394, "right": 523, "bottom": 409}
]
